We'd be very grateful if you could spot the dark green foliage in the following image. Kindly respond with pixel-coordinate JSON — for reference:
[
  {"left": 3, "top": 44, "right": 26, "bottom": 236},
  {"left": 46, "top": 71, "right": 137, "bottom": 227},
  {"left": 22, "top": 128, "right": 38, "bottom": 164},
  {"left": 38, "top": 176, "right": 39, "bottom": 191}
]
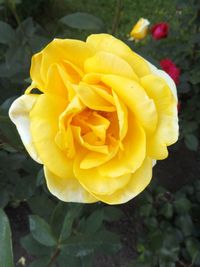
[
  {"left": 0, "top": 0, "right": 199, "bottom": 266},
  {"left": 21, "top": 204, "right": 122, "bottom": 266},
  {"left": 130, "top": 180, "right": 200, "bottom": 267},
  {"left": 0, "top": 209, "right": 14, "bottom": 267}
]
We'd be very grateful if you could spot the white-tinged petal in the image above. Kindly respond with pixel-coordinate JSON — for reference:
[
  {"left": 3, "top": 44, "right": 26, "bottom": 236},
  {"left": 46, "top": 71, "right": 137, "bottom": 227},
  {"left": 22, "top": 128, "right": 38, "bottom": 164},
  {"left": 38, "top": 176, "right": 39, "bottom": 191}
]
[
  {"left": 9, "top": 95, "right": 42, "bottom": 163},
  {"left": 44, "top": 166, "right": 97, "bottom": 203},
  {"left": 147, "top": 61, "right": 178, "bottom": 101}
]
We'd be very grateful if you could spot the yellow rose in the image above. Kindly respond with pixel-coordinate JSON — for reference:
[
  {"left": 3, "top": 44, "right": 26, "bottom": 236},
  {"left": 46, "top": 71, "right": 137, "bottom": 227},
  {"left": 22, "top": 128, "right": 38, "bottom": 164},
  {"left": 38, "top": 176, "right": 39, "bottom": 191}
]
[
  {"left": 9, "top": 34, "right": 178, "bottom": 204},
  {"left": 129, "top": 18, "right": 150, "bottom": 40}
]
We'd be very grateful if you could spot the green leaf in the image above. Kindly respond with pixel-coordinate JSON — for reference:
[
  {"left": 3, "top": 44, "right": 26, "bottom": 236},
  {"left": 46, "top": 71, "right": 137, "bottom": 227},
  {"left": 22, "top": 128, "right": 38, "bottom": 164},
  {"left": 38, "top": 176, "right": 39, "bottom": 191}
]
[
  {"left": 80, "top": 256, "right": 93, "bottom": 267},
  {"left": 182, "top": 121, "right": 198, "bottom": 135},
  {"left": 175, "top": 215, "right": 193, "bottom": 237},
  {"left": 29, "top": 257, "right": 50, "bottom": 267},
  {"left": 0, "top": 190, "right": 9, "bottom": 208},
  {"left": 190, "top": 70, "right": 200, "bottom": 85},
  {"left": 174, "top": 197, "right": 191, "bottom": 214},
  {"left": 85, "top": 209, "right": 104, "bottom": 234},
  {"left": 0, "top": 21, "right": 15, "bottom": 44},
  {"left": 60, "top": 12, "right": 104, "bottom": 30},
  {"left": 29, "top": 215, "right": 57, "bottom": 246},
  {"left": 144, "top": 217, "right": 158, "bottom": 230},
  {"left": 50, "top": 202, "right": 69, "bottom": 239},
  {"left": 57, "top": 253, "right": 80, "bottom": 267},
  {"left": 21, "top": 234, "right": 53, "bottom": 256},
  {"left": 28, "top": 195, "right": 55, "bottom": 221},
  {"left": 0, "top": 108, "right": 22, "bottom": 150},
  {"left": 61, "top": 230, "right": 121, "bottom": 256},
  {"left": 0, "top": 209, "right": 14, "bottom": 267},
  {"left": 184, "top": 134, "right": 199, "bottom": 151},
  {"left": 139, "top": 204, "right": 152, "bottom": 217},
  {"left": 149, "top": 230, "right": 163, "bottom": 251},
  {"left": 160, "top": 203, "right": 173, "bottom": 218},
  {"left": 103, "top": 206, "right": 124, "bottom": 221},
  {"left": 59, "top": 210, "right": 75, "bottom": 243},
  {"left": 186, "top": 238, "right": 200, "bottom": 262},
  {"left": 36, "top": 168, "right": 45, "bottom": 186},
  {"left": 159, "top": 261, "right": 176, "bottom": 267}
]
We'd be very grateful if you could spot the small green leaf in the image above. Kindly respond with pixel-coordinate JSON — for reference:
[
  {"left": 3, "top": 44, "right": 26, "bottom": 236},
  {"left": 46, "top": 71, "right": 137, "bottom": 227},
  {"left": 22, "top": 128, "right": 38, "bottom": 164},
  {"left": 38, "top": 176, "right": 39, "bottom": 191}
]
[
  {"left": 149, "top": 230, "right": 163, "bottom": 251},
  {"left": 36, "top": 168, "right": 45, "bottom": 186},
  {"left": 85, "top": 209, "right": 104, "bottom": 234},
  {"left": 103, "top": 206, "right": 124, "bottom": 221},
  {"left": 144, "top": 217, "right": 158, "bottom": 230},
  {"left": 186, "top": 238, "right": 200, "bottom": 262},
  {"left": 160, "top": 203, "right": 173, "bottom": 218},
  {"left": 0, "top": 190, "right": 10, "bottom": 208},
  {"left": 57, "top": 253, "right": 80, "bottom": 267},
  {"left": 139, "top": 204, "right": 152, "bottom": 217},
  {"left": 174, "top": 197, "right": 191, "bottom": 214},
  {"left": 28, "top": 195, "right": 55, "bottom": 221},
  {"left": 184, "top": 134, "right": 199, "bottom": 151},
  {"left": 0, "top": 21, "right": 15, "bottom": 44},
  {"left": 50, "top": 202, "right": 69, "bottom": 239},
  {"left": 21, "top": 234, "right": 53, "bottom": 256},
  {"left": 29, "top": 257, "right": 50, "bottom": 267},
  {"left": 59, "top": 211, "right": 75, "bottom": 243},
  {"left": 175, "top": 215, "right": 193, "bottom": 237},
  {"left": 60, "top": 12, "right": 104, "bottom": 30},
  {"left": 29, "top": 215, "right": 57, "bottom": 246},
  {"left": 61, "top": 230, "right": 121, "bottom": 256},
  {"left": 0, "top": 209, "right": 14, "bottom": 267}
]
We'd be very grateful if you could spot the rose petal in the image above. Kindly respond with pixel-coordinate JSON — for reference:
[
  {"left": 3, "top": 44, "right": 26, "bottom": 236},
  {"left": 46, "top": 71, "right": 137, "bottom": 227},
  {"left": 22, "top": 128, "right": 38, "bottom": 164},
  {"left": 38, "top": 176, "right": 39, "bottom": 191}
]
[
  {"left": 141, "top": 74, "right": 178, "bottom": 159},
  {"left": 31, "top": 38, "right": 93, "bottom": 88},
  {"left": 44, "top": 166, "right": 97, "bottom": 203},
  {"left": 74, "top": 152, "right": 131, "bottom": 195},
  {"left": 84, "top": 51, "right": 138, "bottom": 81},
  {"left": 30, "top": 94, "right": 74, "bottom": 178},
  {"left": 98, "top": 115, "right": 146, "bottom": 177},
  {"left": 74, "top": 83, "right": 116, "bottom": 112},
  {"left": 91, "top": 157, "right": 152, "bottom": 204},
  {"left": 101, "top": 74, "right": 158, "bottom": 133},
  {"left": 112, "top": 90, "right": 128, "bottom": 140},
  {"left": 9, "top": 95, "right": 42, "bottom": 163},
  {"left": 86, "top": 33, "right": 150, "bottom": 77},
  {"left": 147, "top": 61, "right": 178, "bottom": 101}
]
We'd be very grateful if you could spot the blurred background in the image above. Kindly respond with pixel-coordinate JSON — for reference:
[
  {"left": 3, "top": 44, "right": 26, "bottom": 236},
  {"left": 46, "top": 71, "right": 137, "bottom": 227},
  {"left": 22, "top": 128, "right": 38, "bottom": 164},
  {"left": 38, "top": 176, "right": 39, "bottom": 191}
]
[{"left": 0, "top": 0, "right": 199, "bottom": 266}]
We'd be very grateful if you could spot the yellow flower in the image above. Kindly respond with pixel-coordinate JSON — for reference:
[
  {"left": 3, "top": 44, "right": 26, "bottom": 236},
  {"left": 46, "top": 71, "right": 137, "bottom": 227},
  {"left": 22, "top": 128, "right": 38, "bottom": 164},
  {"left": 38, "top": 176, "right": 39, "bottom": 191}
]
[
  {"left": 9, "top": 34, "right": 178, "bottom": 204},
  {"left": 129, "top": 18, "right": 150, "bottom": 40}
]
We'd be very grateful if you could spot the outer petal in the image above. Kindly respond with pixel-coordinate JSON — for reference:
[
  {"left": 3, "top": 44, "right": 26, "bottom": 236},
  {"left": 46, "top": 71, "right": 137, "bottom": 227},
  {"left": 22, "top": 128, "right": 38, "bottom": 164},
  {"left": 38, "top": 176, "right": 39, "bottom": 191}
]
[
  {"left": 29, "top": 94, "right": 74, "bottom": 178},
  {"left": 44, "top": 166, "right": 97, "bottom": 203},
  {"left": 45, "top": 64, "right": 69, "bottom": 98},
  {"left": 147, "top": 61, "right": 178, "bottom": 101},
  {"left": 86, "top": 33, "right": 150, "bottom": 77},
  {"left": 9, "top": 95, "right": 42, "bottom": 163},
  {"left": 30, "top": 38, "right": 93, "bottom": 90},
  {"left": 147, "top": 114, "right": 178, "bottom": 159},
  {"left": 30, "top": 52, "right": 44, "bottom": 89},
  {"left": 141, "top": 74, "right": 178, "bottom": 159},
  {"left": 92, "top": 157, "right": 152, "bottom": 204}
]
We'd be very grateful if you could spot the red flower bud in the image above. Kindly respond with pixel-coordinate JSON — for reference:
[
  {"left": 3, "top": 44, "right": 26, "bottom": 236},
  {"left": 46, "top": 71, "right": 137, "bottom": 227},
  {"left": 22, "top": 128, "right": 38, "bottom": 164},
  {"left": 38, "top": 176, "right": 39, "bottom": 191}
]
[
  {"left": 160, "top": 58, "right": 181, "bottom": 85},
  {"left": 151, "top": 23, "right": 169, "bottom": 40}
]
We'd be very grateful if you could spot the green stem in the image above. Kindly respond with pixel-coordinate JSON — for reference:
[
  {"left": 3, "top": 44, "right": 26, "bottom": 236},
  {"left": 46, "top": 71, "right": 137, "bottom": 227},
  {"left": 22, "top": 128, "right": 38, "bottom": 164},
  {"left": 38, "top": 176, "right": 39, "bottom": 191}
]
[
  {"left": 46, "top": 246, "right": 61, "bottom": 267},
  {"left": 111, "top": 0, "right": 123, "bottom": 35}
]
